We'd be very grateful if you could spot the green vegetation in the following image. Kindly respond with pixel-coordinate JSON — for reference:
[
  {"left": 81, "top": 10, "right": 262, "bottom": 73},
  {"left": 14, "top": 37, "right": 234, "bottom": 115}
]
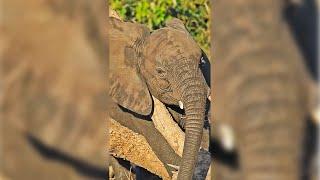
[{"left": 110, "top": 0, "right": 211, "bottom": 56}]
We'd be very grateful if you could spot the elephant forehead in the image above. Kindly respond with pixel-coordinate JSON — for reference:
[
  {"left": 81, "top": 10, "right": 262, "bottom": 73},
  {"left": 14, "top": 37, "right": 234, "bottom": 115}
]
[
  {"left": 145, "top": 29, "right": 201, "bottom": 65},
  {"left": 167, "top": 30, "right": 200, "bottom": 51}
]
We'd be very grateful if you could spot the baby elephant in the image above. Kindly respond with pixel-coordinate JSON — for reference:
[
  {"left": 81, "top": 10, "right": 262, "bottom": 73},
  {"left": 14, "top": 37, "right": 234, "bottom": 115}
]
[{"left": 109, "top": 16, "right": 210, "bottom": 179}]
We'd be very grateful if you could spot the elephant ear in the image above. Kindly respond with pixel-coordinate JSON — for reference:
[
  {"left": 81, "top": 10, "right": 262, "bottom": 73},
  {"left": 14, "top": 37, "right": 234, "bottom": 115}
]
[
  {"left": 165, "top": 18, "right": 189, "bottom": 34},
  {"left": 109, "top": 18, "right": 153, "bottom": 115}
]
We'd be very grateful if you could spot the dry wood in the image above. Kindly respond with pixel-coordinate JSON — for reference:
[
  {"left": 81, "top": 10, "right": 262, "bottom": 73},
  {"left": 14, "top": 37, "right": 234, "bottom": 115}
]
[
  {"left": 109, "top": 118, "right": 171, "bottom": 180},
  {"left": 152, "top": 96, "right": 209, "bottom": 153},
  {"left": 152, "top": 96, "right": 185, "bottom": 157},
  {"left": 109, "top": 95, "right": 210, "bottom": 180},
  {"left": 109, "top": 156, "right": 136, "bottom": 180},
  {"left": 205, "top": 164, "right": 212, "bottom": 180}
]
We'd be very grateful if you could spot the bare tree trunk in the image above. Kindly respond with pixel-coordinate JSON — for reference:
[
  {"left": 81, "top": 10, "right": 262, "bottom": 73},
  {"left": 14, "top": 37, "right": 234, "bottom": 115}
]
[
  {"left": 109, "top": 101, "right": 181, "bottom": 179},
  {"left": 109, "top": 118, "right": 171, "bottom": 179}
]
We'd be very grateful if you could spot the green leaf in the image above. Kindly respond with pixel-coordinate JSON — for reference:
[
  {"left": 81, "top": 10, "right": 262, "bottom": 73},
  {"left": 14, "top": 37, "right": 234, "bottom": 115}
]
[{"left": 110, "top": 0, "right": 211, "bottom": 58}]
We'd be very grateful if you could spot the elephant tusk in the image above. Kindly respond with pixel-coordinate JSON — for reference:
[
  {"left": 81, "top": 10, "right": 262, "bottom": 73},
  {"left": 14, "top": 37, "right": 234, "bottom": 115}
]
[
  {"left": 219, "top": 124, "right": 235, "bottom": 151},
  {"left": 167, "top": 163, "right": 180, "bottom": 170},
  {"left": 179, "top": 101, "right": 184, "bottom": 109},
  {"left": 208, "top": 95, "right": 211, "bottom": 101}
]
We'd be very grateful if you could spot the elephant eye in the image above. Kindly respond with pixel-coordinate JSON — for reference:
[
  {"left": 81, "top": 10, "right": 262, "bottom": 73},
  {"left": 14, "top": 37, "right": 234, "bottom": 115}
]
[{"left": 156, "top": 67, "right": 167, "bottom": 78}]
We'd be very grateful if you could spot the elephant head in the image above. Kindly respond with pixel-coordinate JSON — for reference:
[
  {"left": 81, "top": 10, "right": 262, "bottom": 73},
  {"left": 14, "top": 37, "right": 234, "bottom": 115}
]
[{"left": 109, "top": 17, "right": 210, "bottom": 179}]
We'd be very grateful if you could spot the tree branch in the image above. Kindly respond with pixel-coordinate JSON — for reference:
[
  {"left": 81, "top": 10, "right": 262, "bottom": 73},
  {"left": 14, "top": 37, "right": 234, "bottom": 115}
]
[
  {"left": 152, "top": 97, "right": 185, "bottom": 157},
  {"left": 109, "top": 118, "right": 170, "bottom": 179}
]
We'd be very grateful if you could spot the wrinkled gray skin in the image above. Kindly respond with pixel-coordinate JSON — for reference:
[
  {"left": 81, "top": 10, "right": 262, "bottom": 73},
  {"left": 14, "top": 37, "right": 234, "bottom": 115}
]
[
  {"left": 109, "top": 17, "right": 210, "bottom": 179},
  {"left": 213, "top": 0, "right": 316, "bottom": 180},
  {"left": 1, "top": 0, "right": 107, "bottom": 179}
]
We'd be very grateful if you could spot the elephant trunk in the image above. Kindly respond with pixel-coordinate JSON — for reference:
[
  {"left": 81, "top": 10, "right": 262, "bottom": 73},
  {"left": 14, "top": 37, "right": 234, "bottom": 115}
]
[
  {"left": 238, "top": 101, "right": 304, "bottom": 180},
  {"left": 176, "top": 66, "right": 207, "bottom": 180}
]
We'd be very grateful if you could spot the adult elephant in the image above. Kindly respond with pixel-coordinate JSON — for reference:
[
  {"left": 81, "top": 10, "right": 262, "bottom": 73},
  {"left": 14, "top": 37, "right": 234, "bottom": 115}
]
[
  {"left": 109, "top": 17, "right": 210, "bottom": 179},
  {"left": 213, "top": 0, "right": 316, "bottom": 180}
]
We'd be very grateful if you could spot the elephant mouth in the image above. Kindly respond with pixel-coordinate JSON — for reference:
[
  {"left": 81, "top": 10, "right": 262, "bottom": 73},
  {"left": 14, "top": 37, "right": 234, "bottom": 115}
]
[
  {"left": 157, "top": 87, "right": 180, "bottom": 105},
  {"left": 159, "top": 93, "right": 179, "bottom": 106}
]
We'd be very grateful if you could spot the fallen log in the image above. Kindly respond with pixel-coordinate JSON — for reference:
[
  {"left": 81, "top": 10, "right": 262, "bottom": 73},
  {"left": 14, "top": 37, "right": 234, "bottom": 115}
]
[
  {"left": 109, "top": 118, "right": 170, "bottom": 179},
  {"left": 152, "top": 97, "right": 185, "bottom": 157},
  {"left": 109, "top": 98, "right": 211, "bottom": 179}
]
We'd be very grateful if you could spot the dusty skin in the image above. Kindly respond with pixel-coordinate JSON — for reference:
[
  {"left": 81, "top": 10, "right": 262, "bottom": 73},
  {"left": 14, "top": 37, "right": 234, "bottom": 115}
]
[
  {"left": 213, "top": 0, "right": 318, "bottom": 179},
  {"left": 1, "top": 0, "right": 107, "bottom": 179},
  {"left": 108, "top": 9, "right": 211, "bottom": 180}
]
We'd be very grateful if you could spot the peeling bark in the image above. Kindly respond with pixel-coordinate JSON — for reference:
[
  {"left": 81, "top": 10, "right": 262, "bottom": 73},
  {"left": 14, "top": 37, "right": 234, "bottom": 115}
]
[
  {"left": 109, "top": 98, "right": 211, "bottom": 179},
  {"left": 152, "top": 97, "right": 185, "bottom": 157},
  {"left": 109, "top": 118, "right": 170, "bottom": 179},
  {"left": 152, "top": 97, "right": 210, "bottom": 154}
]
